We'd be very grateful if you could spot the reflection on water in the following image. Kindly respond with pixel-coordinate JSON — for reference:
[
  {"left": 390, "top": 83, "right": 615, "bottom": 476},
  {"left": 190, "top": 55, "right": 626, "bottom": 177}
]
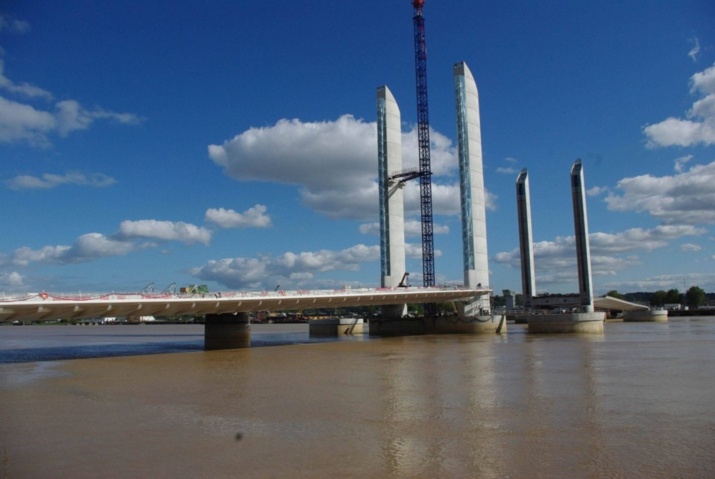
[
  {"left": 1, "top": 318, "right": 714, "bottom": 478},
  {"left": 0, "top": 324, "right": 368, "bottom": 363}
]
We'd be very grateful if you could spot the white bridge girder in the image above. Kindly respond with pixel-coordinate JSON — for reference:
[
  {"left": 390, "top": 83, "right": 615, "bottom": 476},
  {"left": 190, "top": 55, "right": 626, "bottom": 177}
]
[{"left": 0, "top": 287, "right": 488, "bottom": 323}]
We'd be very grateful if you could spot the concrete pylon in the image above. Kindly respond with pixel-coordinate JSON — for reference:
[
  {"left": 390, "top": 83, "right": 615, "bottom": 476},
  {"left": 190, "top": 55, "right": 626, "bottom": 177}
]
[
  {"left": 527, "top": 160, "right": 604, "bottom": 333},
  {"left": 377, "top": 85, "right": 407, "bottom": 317},
  {"left": 454, "top": 62, "right": 491, "bottom": 317},
  {"left": 570, "top": 160, "right": 594, "bottom": 312},
  {"left": 516, "top": 169, "right": 536, "bottom": 309}
]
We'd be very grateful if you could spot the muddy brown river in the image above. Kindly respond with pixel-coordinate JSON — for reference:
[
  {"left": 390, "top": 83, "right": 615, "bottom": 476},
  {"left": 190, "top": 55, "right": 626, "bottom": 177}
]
[{"left": 1, "top": 319, "right": 714, "bottom": 478}]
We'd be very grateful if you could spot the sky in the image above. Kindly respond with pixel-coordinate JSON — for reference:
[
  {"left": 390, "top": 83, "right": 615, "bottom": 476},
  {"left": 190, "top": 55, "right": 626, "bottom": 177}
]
[{"left": 1, "top": 1, "right": 715, "bottom": 297}]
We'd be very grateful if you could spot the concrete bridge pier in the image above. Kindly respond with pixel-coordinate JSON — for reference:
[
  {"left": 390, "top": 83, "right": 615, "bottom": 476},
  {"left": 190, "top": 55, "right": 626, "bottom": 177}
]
[
  {"left": 432, "top": 298, "right": 506, "bottom": 334},
  {"left": 205, "top": 312, "right": 251, "bottom": 350},
  {"left": 370, "top": 296, "right": 505, "bottom": 336},
  {"left": 308, "top": 317, "right": 365, "bottom": 336}
]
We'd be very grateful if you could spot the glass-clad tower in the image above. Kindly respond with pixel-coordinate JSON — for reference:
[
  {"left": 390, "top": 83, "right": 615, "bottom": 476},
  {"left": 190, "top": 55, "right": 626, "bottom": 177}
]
[
  {"left": 454, "top": 62, "right": 490, "bottom": 314},
  {"left": 377, "top": 86, "right": 406, "bottom": 293}
]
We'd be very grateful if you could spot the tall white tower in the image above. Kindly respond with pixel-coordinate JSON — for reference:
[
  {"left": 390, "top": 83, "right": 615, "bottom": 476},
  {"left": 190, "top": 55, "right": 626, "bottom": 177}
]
[
  {"left": 454, "top": 62, "right": 490, "bottom": 315},
  {"left": 377, "top": 86, "right": 407, "bottom": 314}
]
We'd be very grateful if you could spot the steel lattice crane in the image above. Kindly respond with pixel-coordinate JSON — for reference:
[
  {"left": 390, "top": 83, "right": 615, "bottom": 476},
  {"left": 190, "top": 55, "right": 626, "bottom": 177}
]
[
  {"left": 386, "top": 1, "right": 436, "bottom": 305},
  {"left": 412, "top": 0, "right": 435, "bottom": 289}
]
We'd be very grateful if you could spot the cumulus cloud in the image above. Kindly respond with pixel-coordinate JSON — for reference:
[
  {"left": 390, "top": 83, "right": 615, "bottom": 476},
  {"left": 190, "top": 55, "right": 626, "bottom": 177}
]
[
  {"left": 0, "top": 96, "right": 55, "bottom": 146},
  {"left": 0, "top": 271, "right": 24, "bottom": 288},
  {"left": 0, "top": 59, "right": 143, "bottom": 147},
  {"left": 117, "top": 220, "right": 212, "bottom": 245},
  {"left": 6, "top": 172, "right": 116, "bottom": 190},
  {"left": 6, "top": 233, "right": 136, "bottom": 266},
  {"left": 644, "top": 63, "right": 715, "bottom": 147},
  {"left": 493, "top": 225, "right": 703, "bottom": 286},
  {"left": 1, "top": 205, "right": 281, "bottom": 273},
  {"left": 587, "top": 186, "right": 608, "bottom": 196},
  {"left": 605, "top": 272, "right": 715, "bottom": 293},
  {"left": 191, "top": 244, "right": 380, "bottom": 290},
  {"left": 207, "top": 116, "right": 478, "bottom": 221},
  {"left": 605, "top": 161, "right": 715, "bottom": 224},
  {"left": 359, "top": 219, "right": 449, "bottom": 238},
  {"left": 0, "top": 59, "right": 52, "bottom": 100},
  {"left": 680, "top": 243, "right": 702, "bottom": 252},
  {"left": 205, "top": 205, "right": 272, "bottom": 228},
  {"left": 674, "top": 155, "right": 693, "bottom": 173},
  {"left": 404, "top": 242, "right": 444, "bottom": 259}
]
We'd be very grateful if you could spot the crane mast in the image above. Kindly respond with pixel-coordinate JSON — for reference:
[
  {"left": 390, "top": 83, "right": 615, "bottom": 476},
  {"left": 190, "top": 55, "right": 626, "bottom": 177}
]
[{"left": 412, "top": 0, "right": 435, "bottom": 289}]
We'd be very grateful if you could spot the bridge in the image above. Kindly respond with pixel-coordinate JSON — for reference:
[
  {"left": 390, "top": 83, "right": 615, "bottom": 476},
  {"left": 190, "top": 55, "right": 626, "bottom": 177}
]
[
  {"left": 0, "top": 286, "right": 483, "bottom": 323},
  {"left": 0, "top": 286, "right": 490, "bottom": 348}
]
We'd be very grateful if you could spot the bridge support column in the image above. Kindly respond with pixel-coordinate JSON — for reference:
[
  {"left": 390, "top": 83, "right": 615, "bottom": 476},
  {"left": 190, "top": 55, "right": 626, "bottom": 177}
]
[
  {"left": 309, "top": 317, "right": 364, "bottom": 336},
  {"left": 527, "top": 311, "right": 605, "bottom": 334},
  {"left": 205, "top": 312, "right": 251, "bottom": 350}
]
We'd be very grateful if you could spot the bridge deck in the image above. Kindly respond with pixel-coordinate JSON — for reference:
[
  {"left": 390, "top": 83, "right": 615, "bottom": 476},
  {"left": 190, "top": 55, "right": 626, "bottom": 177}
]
[{"left": 0, "top": 287, "right": 485, "bottom": 322}]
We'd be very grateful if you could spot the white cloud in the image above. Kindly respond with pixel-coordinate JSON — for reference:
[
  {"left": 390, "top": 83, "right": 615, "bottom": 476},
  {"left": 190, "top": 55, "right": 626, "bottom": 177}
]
[
  {"left": 6, "top": 234, "right": 135, "bottom": 266},
  {"left": 1, "top": 216, "right": 220, "bottom": 270},
  {"left": 688, "top": 37, "right": 700, "bottom": 62},
  {"left": 0, "top": 96, "right": 55, "bottom": 146},
  {"left": 6, "top": 172, "right": 116, "bottom": 190},
  {"left": 692, "top": 64, "right": 715, "bottom": 95},
  {"left": 208, "top": 116, "right": 466, "bottom": 222},
  {"left": 67, "top": 233, "right": 137, "bottom": 262},
  {"left": 590, "top": 225, "right": 705, "bottom": 253},
  {"left": 493, "top": 225, "right": 703, "bottom": 285},
  {"left": 0, "top": 271, "right": 24, "bottom": 288},
  {"left": 0, "top": 59, "right": 144, "bottom": 146},
  {"left": 54, "top": 100, "right": 143, "bottom": 136},
  {"left": 117, "top": 220, "right": 212, "bottom": 245},
  {"left": 674, "top": 155, "right": 693, "bottom": 173},
  {"left": 205, "top": 205, "right": 272, "bottom": 228},
  {"left": 587, "top": 186, "right": 608, "bottom": 196},
  {"left": 0, "top": 15, "right": 30, "bottom": 34},
  {"left": 0, "top": 59, "right": 52, "bottom": 99},
  {"left": 605, "top": 161, "right": 715, "bottom": 224},
  {"left": 644, "top": 63, "right": 715, "bottom": 147},
  {"left": 605, "top": 272, "right": 715, "bottom": 293},
  {"left": 358, "top": 219, "right": 449, "bottom": 237},
  {"left": 496, "top": 167, "right": 516, "bottom": 174},
  {"left": 680, "top": 243, "right": 702, "bottom": 252},
  {"left": 191, "top": 244, "right": 380, "bottom": 290}
]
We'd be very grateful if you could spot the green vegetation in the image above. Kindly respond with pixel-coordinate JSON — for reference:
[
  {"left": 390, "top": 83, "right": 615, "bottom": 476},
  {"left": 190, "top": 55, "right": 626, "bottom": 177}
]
[
  {"left": 686, "top": 286, "right": 706, "bottom": 309},
  {"left": 606, "top": 290, "right": 625, "bottom": 300},
  {"left": 490, "top": 287, "right": 714, "bottom": 311}
]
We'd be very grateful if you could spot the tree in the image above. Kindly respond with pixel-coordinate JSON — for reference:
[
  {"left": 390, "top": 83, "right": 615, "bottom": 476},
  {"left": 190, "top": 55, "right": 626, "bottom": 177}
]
[
  {"left": 606, "top": 290, "right": 625, "bottom": 299},
  {"left": 685, "top": 286, "right": 706, "bottom": 310},
  {"left": 650, "top": 290, "right": 667, "bottom": 307},
  {"left": 665, "top": 288, "right": 682, "bottom": 305}
]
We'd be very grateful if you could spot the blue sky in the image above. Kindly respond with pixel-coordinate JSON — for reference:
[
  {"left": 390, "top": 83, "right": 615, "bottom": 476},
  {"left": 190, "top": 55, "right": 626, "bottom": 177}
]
[{"left": 1, "top": 1, "right": 714, "bottom": 296}]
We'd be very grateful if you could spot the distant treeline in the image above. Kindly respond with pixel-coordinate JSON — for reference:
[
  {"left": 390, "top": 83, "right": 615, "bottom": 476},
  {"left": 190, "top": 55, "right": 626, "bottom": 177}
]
[{"left": 493, "top": 289, "right": 715, "bottom": 309}]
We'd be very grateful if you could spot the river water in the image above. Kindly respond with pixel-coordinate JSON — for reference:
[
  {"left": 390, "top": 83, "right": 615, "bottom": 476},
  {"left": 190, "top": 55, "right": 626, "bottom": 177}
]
[{"left": 1, "top": 319, "right": 714, "bottom": 478}]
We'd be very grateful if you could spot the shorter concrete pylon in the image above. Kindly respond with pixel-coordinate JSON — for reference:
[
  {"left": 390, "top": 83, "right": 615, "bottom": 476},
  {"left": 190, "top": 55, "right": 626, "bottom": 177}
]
[
  {"left": 528, "top": 160, "right": 604, "bottom": 334},
  {"left": 516, "top": 168, "right": 536, "bottom": 310}
]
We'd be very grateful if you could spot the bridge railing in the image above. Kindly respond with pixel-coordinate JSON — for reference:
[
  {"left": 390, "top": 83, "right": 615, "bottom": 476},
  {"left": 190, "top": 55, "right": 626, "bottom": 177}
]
[{"left": 1, "top": 285, "right": 480, "bottom": 304}]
